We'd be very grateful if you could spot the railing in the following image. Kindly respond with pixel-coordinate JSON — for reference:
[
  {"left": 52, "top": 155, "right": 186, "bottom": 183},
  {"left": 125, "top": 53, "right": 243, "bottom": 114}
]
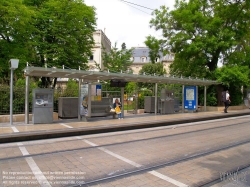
[
  {"left": 0, "top": 85, "right": 182, "bottom": 115},
  {"left": 0, "top": 86, "right": 79, "bottom": 115},
  {"left": 0, "top": 86, "right": 30, "bottom": 115}
]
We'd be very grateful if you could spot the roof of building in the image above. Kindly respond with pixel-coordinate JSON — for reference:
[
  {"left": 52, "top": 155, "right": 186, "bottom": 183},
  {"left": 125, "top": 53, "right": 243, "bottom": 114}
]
[{"left": 132, "top": 47, "right": 151, "bottom": 57}]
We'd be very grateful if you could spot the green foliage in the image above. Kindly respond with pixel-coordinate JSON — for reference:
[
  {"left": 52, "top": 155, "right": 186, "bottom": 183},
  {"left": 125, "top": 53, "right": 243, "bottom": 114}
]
[
  {"left": 0, "top": 0, "right": 97, "bottom": 87},
  {"left": 0, "top": 86, "right": 10, "bottom": 114},
  {"left": 149, "top": 0, "right": 250, "bottom": 106},
  {"left": 123, "top": 102, "right": 135, "bottom": 110},
  {"left": 215, "top": 65, "right": 250, "bottom": 105},
  {"left": 15, "top": 79, "right": 38, "bottom": 113},
  {"left": 30, "top": 0, "right": 96, "bottom": 68},
  {"left": 215, "top": 65, "right": 250, "bottom": 88},
  {"left": 150, "top": 0, "right": 250, "bottom": 77},
  {"left": 138, "top": 89, "right": 153, "bottom": 109},
  {"left": 0, "top": 78, "right": 38, "bottom": 114},
  {"left": 198, "top": 86, "right": 218, "bottom": 106},
  {"left": 138, "top": 63, "right": 166, "bottom": 90},
  {"left": 102, "top": 43, "right": 134, "bottom": 73},
  {"left": 53, "top": 79, "right": 79, "bottom": 112},
  {"left": 229, "top": 87, "right": 244, "bottom": 106},
  {"left": 125, "top": 82, "right": 136, "bottom": 94},
  {"left": 0, "top": 0, "right": 36, "bottom": 84},
  {"left": 144, "top": 36, "right": 164, "bottom": 63},
  {"left": 62, "top": 79, "right": 78, "bottom": 97},
  {"left": 16, "top": 78, "right": 37, "bottom": 89}
]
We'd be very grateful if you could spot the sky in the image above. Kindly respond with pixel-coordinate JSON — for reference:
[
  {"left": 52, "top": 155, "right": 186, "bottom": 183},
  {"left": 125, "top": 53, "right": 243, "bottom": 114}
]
[{"left": 84, "top": 0, "right": 175, "bottom": 49}]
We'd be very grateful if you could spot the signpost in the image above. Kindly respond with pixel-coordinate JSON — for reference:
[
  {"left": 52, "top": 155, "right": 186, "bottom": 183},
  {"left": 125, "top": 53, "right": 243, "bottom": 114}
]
[{"left": 9, "top": 59, "right": 19, "bottom": 125}]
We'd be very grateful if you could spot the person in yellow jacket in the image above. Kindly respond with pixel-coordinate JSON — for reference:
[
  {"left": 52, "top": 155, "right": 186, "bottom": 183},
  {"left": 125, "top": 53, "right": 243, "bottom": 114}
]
[{"left": 113, "top": 98, "right": 123, "bottom": 119}]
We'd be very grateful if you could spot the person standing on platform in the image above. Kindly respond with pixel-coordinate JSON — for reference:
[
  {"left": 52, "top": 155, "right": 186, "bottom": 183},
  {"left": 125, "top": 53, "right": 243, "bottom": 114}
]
[
  {"left": 113, "top": 98, "right": 123, "bottom": 119},
  {"left": 224, "top": 90, "right": 231, "bottom": 113}
]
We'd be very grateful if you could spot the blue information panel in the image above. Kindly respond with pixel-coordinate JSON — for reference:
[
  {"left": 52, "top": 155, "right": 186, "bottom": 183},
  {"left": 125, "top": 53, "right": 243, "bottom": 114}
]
[{"left": 184, "top": 86, "right": 197, "bottom": 110}]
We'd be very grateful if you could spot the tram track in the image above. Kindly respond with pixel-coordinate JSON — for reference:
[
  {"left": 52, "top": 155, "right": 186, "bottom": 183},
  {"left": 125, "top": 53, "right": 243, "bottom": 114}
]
[
  {"left": 0, "top": 119, "right": 249, "bottom": 161},
  {"left": 67, "top": 138, "right": 250, "bottom": 187},
  {"left": 1, "top": 117, "right": 250, "bottom": 186},
  {"left": 0, "top": 113, "right": 250, "bottom": 144},
  {"left": 0, "top": 117, "right": 249, "bottom": 151}
]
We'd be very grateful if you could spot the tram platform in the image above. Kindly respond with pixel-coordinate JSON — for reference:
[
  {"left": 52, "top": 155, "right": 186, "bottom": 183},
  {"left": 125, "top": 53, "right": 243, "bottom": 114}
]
[{"left": 0, "top": 109, "right": 250, "bottom": 143}]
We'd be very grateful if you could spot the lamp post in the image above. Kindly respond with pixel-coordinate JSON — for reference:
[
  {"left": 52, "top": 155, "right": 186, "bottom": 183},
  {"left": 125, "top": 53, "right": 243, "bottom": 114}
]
[{"left": 9, "top": 59, "right": 19, "bottom": 125}]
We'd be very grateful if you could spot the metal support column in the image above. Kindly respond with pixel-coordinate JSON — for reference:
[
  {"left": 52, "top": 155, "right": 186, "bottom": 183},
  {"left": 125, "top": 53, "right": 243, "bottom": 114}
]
[
  {"left": 87, "top": 83, "right": 92, "bottom": 118},
  {"left": 121, "top": 87, "right": 124, "bottom": 118},
  {"left": 204, "top": 86, "right": 207, "bottom": 111},
  {"left": 78, "top": 78, "right": 82, "bottom": 120},
  {"left": 10, "top": 68, "right": 14, "bottom": 125},
  {"left": 25, "top": 73, "right": 30, "bottom": 124},
  {"left": 155, "top": 83, "right": 158, "bottom": 115},
  {"left": 182, "top": 85, "right": 185, "bottom": 113},
  {"left": 196, "top": 86, "right": 198, "bottom": 112}
]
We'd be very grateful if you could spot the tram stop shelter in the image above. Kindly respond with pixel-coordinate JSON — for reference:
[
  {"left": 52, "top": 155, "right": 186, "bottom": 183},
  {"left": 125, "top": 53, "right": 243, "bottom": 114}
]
[{"left": 23, "top": 66, "right": 220, "bottom": 124}]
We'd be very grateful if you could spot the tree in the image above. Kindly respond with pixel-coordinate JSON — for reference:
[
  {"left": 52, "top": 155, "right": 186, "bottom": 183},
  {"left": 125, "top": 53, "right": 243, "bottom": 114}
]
[
  {"left": 0, "top": 0, "right": 35, "bottom": 84},
  {"left": 102, "top": 43, "right": 133, "bottom": 73},
  {"left": 150, "top": 0, "right": 250, "bottom": 78},
  {"left": 0, "top": 0, "right": 96, "bottom": 87},
  {"left": 27, "top": 0, "right": 96, "bottom": 87},
  {"left": 137, "top": 63, "right": 166, "bottom": 91},
  {"left": 215, "top": 65, "right": 250, "bottom": 105},
  {"left": 144, "top": 36, "right": 164, "bottom": 63}
]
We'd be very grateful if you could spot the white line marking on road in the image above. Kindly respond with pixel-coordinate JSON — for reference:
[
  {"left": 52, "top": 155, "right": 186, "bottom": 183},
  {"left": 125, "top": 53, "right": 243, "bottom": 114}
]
[
  {"left": 11, "top": 126, "right": 19, "bottom": 132},
  {"left": 25, "top": 157, "right": 51, "bottom": 187},
  {"left": 74, "top": 115, "right": 250, "bottom": 139},
  {"left": 59, "top": 123, "right": 73, "bottom": 128},
  {"left": 84, "top": 139, "right": 189, "bottom": 186},
  {"left": 84, "top": 140, "right": 142, "bottom": 167},
  {"left": 17, "top": 143, "right": 51, "bottom": 187},
  {"left": 149, "top": 170, "right": 189, "bottom": 187},
  {"left": 17, "top": 143, "right": 30, "bottom": 156}
]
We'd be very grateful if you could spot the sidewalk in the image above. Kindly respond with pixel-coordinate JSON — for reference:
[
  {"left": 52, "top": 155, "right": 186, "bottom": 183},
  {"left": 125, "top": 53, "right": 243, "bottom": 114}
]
[{"left": 0, "top": 109, "right": 250, "bottom": 143}]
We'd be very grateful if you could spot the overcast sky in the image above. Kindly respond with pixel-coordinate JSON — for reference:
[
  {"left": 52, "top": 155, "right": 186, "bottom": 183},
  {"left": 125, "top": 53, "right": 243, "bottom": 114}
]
[{"left": 84, "top": 0, "right": 175, "bottom": 49}]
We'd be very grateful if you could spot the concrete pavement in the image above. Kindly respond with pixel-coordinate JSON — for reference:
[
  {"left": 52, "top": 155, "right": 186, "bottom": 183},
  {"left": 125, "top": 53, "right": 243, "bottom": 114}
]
[{"left": 0, "top": 109, "right": 250, "bottom": 143}]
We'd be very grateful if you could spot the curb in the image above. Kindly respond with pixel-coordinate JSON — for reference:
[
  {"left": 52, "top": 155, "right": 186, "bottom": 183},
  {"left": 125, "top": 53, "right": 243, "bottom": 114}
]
[{"left": 0, "top": 111, "right": 249, "bottom": 143}]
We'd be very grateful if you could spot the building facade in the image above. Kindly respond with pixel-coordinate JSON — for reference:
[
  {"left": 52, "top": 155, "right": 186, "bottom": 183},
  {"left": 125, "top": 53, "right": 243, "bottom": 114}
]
[
  {"left": 88, "top": 29, "right": 111, "bottom": 71},
  {"left": 129, "top": 47, "right": 174, "bottom": 74},
  {"left": 57, "top": 29, "right": 111, "bottom": 88}
]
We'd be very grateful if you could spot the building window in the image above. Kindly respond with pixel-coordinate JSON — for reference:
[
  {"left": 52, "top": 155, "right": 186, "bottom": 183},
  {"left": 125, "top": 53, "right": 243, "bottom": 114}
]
[
  {"left": 89, "top": 55, "right": 94, "bottom": 61},
  {"left": 141, "top": 57, "right": 147, "bottom": 62},
  {"left": 155, "top": 58, "right": 159, "bottom": 62}
]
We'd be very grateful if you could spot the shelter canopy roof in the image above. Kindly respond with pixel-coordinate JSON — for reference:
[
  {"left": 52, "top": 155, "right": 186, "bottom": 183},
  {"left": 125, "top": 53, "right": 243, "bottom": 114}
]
[{"left": 24, "top": 67, "right": 219, "bottom": 86}]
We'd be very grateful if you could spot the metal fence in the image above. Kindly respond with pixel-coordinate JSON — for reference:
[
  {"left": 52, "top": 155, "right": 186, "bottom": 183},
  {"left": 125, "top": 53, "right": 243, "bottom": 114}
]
[
  {"left": 0, "top": 86, "right": 79, "bottom": 115},
  {"left": 0, "top": 86, "right": 28, "bottom": 115},
  {"left": 0, "top": 84, "right": 182, "bottom": 115}
]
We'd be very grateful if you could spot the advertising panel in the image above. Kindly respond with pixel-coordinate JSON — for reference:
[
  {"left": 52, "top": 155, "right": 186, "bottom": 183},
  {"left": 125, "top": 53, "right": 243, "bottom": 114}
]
[
  {"left": 80, "top": 84, "right": 89, "bottom": 116},
  {"left": 184, "top": 86, "right": 197, "bottom": 110}
]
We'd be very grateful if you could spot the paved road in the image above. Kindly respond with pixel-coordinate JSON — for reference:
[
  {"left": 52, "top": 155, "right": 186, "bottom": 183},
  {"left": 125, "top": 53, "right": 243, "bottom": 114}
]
[{"left": 1, "top": 116, "right": 250, "bottom": 187}]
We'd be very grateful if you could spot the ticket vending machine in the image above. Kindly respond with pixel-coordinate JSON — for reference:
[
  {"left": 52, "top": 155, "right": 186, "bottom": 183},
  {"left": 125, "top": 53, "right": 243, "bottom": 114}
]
[{"left": 32, "top": 88, "right": 54, "bottom": 124}]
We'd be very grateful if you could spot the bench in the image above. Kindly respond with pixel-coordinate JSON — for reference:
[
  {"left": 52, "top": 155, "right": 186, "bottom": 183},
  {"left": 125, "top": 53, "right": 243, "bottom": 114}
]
[{"left": 58, "top": 97, "right": 117, "bottom": 119}]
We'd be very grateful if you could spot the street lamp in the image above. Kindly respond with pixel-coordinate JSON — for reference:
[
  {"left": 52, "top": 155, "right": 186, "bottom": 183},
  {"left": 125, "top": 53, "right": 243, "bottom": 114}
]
[{"left": 9, "top": 59, "right": 19, "bottom": 125}]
